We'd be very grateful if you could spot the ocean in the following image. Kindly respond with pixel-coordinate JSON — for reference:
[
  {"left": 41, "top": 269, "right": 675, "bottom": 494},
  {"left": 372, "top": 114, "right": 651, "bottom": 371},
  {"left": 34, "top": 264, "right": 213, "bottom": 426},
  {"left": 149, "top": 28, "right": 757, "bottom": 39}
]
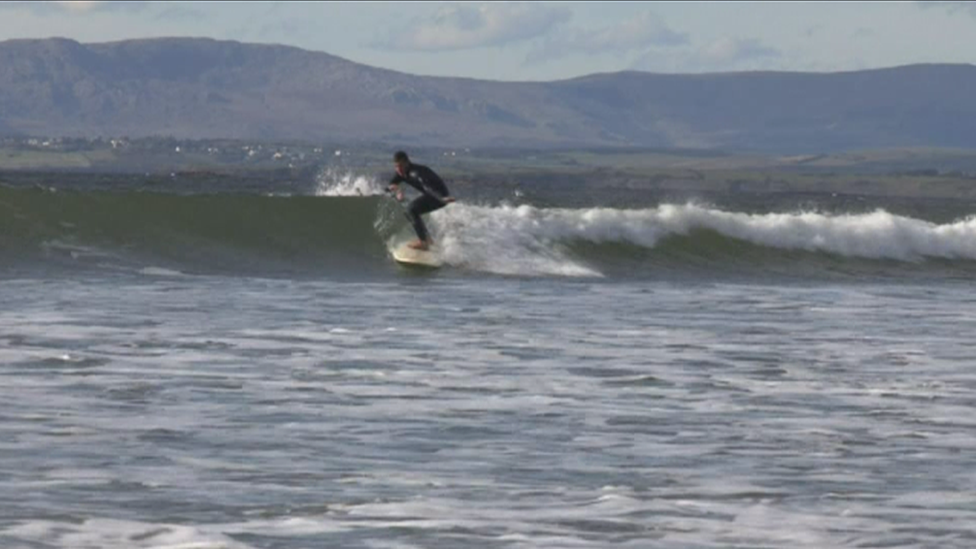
[{"left": 1, "top": 168, "right": 975, "bottom": 548}]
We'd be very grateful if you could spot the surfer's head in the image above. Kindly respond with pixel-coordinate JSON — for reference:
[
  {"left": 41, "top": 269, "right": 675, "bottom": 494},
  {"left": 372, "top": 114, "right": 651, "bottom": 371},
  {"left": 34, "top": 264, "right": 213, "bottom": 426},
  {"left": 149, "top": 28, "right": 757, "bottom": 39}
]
[{"left": 394, "top": 150, "right": 410, "bottom": 176}]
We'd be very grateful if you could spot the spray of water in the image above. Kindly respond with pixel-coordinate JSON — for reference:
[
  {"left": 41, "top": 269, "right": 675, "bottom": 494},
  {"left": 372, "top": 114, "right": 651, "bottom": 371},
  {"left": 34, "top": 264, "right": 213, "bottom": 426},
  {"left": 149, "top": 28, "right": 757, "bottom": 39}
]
[{"left": 314, "top": 167, "right": 384, "bottom": 197}]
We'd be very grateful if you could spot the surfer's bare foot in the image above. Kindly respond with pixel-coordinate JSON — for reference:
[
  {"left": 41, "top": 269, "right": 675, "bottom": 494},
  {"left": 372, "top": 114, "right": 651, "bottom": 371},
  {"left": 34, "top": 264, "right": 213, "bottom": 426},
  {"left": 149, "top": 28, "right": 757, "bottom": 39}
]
[{"left": 407, "top": 240, "right": 430, "bottom": 250}]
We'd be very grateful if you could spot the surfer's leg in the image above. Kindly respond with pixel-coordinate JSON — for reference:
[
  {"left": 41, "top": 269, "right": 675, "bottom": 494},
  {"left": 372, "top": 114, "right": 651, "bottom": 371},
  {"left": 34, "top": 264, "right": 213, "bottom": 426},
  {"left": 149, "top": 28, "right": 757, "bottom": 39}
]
[
  {"left": 407, "top": 200, "right": 431, "bottom": 243},
  {"left": 407, "top": 196, "right": 443, "bottom": 245}
]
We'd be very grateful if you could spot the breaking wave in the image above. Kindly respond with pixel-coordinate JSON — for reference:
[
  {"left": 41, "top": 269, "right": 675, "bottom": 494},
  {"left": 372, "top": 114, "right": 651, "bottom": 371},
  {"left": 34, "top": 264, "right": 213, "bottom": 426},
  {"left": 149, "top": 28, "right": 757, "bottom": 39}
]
[{"left": 2, "top": 185, "right": 976, "bottom": 279}]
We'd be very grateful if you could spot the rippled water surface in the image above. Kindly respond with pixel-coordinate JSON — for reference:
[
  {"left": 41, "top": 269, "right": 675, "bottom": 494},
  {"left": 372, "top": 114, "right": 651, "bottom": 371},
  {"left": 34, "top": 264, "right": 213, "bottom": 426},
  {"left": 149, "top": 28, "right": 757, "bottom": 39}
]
[{"left": 2, "top": 272, "right": 975, "bottom": 548}]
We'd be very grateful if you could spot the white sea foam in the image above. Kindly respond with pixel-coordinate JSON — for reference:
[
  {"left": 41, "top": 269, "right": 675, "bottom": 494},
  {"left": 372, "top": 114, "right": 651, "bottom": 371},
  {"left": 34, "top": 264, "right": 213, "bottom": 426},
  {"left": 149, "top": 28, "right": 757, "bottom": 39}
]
[
  {"left": 422, "top": 203, "right": 603, "bottom": 277},
  {"left": 4, "top": 518, "right": 256, "bottom": 549},
  {"left": 139, "top": 266, "right": 187, "bottom": 277},
  {"left": 3, "top": 276, "right": 975, "bottom": 549},
  {"left": 419, "top": 202, "right": 976, "bottom": 276},
  {"left": 314, "top": 167, "right": 384, "bottom": 196}
]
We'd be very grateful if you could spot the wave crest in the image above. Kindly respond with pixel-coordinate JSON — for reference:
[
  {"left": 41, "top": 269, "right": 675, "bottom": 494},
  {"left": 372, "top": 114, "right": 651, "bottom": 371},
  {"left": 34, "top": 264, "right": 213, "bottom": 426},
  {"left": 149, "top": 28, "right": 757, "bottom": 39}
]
[{"left": 3, "top": 184, "right": 976, "bottom": 278}]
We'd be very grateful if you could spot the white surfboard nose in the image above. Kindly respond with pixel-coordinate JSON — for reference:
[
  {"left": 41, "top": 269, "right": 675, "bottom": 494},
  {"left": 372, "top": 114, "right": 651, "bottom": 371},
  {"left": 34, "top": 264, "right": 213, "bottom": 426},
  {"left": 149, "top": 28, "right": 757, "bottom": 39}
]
[{"left": 391, "top": 243, "right": 443, "bottom": 268}]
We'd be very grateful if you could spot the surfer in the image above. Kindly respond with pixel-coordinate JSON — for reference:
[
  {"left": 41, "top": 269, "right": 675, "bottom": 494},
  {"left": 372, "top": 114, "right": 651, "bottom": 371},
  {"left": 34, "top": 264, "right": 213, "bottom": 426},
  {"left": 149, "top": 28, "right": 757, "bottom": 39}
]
[{"left": 388, "top": 150, "right": 455, "bottom": 250}]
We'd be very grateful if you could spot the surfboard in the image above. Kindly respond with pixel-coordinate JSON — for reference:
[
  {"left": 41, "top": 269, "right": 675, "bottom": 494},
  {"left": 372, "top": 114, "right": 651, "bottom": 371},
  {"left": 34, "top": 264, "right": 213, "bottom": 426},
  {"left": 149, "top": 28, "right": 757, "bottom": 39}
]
[{"left": 391, "top": 243, "right": 443, "bottom": 268}]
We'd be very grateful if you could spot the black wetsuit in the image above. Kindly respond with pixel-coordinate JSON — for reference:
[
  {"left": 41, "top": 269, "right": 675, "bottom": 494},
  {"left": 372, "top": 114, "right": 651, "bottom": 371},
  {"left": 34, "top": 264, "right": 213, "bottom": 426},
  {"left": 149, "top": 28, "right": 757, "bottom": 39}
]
[{"left": 389, "top": 163, "right": 451, "bottom": 242}]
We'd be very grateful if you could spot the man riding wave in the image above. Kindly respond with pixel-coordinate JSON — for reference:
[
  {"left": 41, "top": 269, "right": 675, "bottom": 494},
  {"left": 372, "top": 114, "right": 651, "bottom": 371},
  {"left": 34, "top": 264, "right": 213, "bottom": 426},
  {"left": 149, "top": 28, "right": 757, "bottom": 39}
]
[{"left": 388, "top": 150, "right": 455, "bottom": 250}]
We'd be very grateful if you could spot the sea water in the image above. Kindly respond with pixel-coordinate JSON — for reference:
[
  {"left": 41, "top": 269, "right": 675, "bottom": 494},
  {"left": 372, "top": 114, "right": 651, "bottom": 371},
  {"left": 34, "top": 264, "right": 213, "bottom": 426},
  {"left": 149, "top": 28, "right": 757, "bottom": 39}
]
[{"left": 1, "top": 171, "right": 975, "bottom": 548}]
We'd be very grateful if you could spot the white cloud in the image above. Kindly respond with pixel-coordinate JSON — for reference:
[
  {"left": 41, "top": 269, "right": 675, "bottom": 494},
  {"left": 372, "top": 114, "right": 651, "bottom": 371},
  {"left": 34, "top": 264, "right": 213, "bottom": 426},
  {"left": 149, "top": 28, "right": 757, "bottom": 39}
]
[
  {"left": 54, "top": 1, "right": 103, "bottom": 11},
  {"left": 916, "top": 1, "right": 976, "bottom": 17},
  {"left": 633, "top": 37, "right": 784, "bottom": 74},
  {"left": 526, "top": 10, "right": 688, "bottom": 64},
  {"left": 0, "top": 1, "right": 57, "bottom": 15},
  {"left": 698, "top": 37, "right": 781, "bottom": 66},
  {"left": 374, "top": 2, "right": 571, "bottom": 51},
  {"left": 804, "top": 24, "right": 825, "bottom": 38},
  {"left": 0, "top": 1, "right": 148, "bottom": 16},
  {"left": 153, "top": 5, "right": 208, "bottom": 22},
  {"left": 257, "top": 19, "right": 307, "bottom": 41}
]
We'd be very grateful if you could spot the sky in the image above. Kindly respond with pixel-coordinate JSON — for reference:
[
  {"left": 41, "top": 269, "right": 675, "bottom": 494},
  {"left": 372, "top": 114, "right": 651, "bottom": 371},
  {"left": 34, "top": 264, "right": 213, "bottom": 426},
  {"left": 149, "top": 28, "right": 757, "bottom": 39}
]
[{"left": 0, "top": 1, "right": 973, "bottom": 82}]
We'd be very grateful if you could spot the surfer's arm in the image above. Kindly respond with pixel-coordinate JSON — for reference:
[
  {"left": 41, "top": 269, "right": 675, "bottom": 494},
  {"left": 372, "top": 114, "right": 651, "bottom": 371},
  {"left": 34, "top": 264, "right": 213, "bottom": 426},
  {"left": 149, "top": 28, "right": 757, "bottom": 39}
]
[
  {"left": 389, "top": 173, "right": 422, "bottom": 194},
  {"left": 388, "top": 173, "right": 404, "bottom": 190},
  {"left": 416, "top": 166, "right": 455, "bottom": 204},
  {"left": 420, "top": 188, "right": 455, "bottom": 205},
  {"left": 388, "top": 174, "right": 406, "bottom": 200}
]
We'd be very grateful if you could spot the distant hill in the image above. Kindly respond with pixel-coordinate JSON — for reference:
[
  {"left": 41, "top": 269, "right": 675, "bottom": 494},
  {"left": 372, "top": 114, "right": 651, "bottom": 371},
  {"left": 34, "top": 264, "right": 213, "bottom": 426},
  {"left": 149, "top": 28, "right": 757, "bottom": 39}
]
[{"left": 1, "top": 37, "right": 975, "bottom": 152}]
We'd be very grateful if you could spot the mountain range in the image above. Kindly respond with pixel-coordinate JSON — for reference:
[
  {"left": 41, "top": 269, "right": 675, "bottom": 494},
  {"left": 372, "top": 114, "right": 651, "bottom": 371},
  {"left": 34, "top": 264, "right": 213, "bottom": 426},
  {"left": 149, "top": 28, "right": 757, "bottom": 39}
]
[{"left": 1, "top": 37, "right": 974, "bottom": 152}]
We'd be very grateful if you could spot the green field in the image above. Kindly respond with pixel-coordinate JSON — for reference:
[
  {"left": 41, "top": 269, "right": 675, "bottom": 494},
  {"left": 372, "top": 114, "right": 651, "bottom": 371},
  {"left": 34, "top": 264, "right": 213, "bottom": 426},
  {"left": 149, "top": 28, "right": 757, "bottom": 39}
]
[{"left": 0, "top": 148, "right": 117, "bottom": 170}]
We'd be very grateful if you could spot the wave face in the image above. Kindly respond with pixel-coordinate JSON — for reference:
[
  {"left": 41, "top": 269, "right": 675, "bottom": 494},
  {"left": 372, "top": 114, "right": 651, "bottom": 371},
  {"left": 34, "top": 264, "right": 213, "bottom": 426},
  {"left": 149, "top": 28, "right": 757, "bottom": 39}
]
[
  {"left": 0, "top": 186, "right": 391, "bottom": 276},
  {"left": 3, "top": 184, "right": 976, "bottom": 280}
]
